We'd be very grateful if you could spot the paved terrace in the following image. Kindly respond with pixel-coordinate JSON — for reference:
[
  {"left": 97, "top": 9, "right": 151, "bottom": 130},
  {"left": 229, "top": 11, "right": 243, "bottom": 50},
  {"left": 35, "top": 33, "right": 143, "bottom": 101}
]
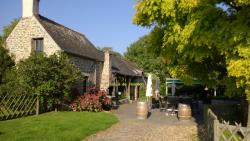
[{"left": 86, "top": 102, "right": 203, "bottom": 141}]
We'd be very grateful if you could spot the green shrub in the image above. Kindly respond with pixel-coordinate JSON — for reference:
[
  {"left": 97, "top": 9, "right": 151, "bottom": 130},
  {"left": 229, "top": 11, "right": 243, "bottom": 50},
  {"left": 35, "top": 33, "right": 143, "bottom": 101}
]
[
  {"left": 0, "top": 52, "right": 83, "bottom": 111},
  {"left": 0, "top": 42, "right": 14, "bottom": 84}
]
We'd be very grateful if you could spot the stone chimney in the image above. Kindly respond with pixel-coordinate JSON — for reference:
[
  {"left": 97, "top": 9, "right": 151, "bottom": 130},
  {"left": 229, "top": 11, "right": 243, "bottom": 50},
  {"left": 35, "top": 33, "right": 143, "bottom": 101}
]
[
  {"left": 22, "top": 0, "right": 40, "bottom": 18},
  {"left": 100, "top": 49, "right": 112, "bottom": 90}
]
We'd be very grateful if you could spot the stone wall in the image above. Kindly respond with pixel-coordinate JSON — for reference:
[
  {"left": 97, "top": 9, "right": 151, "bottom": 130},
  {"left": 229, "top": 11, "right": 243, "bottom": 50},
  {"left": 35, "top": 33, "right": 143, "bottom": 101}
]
[
  {"left": 95, "top": 61, "right": 103, "bottom": 89},
  {"left": 69, "top": 56, "right": 103, "bottom": 94},
  {"left": 69, "top": 55, "right": 97, "bottom": 85},
  {"left": 6, "top": 16, "right": 61, "bottom": 63},
  {"left": 100, "top": 50, "right": 111, "bottom": 90}
]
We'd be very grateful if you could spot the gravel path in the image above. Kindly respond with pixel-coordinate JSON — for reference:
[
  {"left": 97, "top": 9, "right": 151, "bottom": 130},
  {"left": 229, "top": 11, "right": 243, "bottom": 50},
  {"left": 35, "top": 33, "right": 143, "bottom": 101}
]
[{"left": 85, "top": 102, "right": 201, "bottom": 141}]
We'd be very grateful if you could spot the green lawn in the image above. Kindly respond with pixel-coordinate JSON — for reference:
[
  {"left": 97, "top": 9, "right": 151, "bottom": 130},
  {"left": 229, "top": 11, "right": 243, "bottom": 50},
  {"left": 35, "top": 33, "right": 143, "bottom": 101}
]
[{"left": 0, "top": 112, "right": 118, "bottom": 141}]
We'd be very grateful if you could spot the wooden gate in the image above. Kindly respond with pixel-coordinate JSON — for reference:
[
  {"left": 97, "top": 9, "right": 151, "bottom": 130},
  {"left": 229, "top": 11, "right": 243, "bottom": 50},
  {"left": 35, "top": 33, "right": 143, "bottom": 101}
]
[{"left": 0, "top": 94, "right": 38, "bottom": 120}]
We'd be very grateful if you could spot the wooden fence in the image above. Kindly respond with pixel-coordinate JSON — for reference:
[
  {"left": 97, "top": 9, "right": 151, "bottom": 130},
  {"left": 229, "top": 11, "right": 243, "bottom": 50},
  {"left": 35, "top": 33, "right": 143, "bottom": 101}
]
[
  {"left": 0, "top": 94, "right": 38, "bottom": 120},
  {"left": 205, "top": 108, "right": 218, "bottom": 140},
  {"left": 206, "top": 108, "right": 250, "bottom": 141}
]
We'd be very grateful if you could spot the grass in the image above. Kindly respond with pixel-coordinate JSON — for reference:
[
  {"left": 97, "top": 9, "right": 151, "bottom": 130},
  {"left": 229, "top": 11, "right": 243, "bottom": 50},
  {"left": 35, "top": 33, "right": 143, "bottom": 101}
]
[{"left": 0, "top": 111, "right": 118, "bottom": 141}]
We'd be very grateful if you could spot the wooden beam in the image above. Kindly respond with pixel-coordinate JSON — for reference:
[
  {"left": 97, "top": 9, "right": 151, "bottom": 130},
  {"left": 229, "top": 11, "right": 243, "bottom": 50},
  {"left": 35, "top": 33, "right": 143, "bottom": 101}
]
[
  {"left": 36, "top": 95, "right": 39, "bottom": 115},
  {"left": 134, "top": 85, "right": 138, "bottom": 101},
  {"left": 126, "top": 77, "right": 131, "bottom": 100}
]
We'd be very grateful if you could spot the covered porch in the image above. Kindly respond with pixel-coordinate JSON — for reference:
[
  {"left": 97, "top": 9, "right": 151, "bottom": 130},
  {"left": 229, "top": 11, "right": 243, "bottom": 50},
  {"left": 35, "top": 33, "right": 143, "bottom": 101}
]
[
  {"left": 107, "top": 55, "right": 145, "bottom": 101},
  {"left": 108, "top": 74, "right": 144, "bottom": 101}
]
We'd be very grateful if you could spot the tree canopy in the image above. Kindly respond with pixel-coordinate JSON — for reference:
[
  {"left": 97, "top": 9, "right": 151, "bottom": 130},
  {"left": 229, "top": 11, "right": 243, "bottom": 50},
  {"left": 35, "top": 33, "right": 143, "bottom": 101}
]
[
  {"left": 99, "top": 47, "right": 123, "bottom": 57},
  {"left": 133, "top": 0, "right": 250, "bottom": 100},
  {"left": 124, "top": 33, "right": 166, "bottom": 77},
  {"left": 0, "top": 19, "right": 17, "bottom": 84},
  {"left": 1, "top": 19, "right": 18, "bottom": 41},
  {"left": 124, "top": 32, "right": 168, "bottom": 94}
]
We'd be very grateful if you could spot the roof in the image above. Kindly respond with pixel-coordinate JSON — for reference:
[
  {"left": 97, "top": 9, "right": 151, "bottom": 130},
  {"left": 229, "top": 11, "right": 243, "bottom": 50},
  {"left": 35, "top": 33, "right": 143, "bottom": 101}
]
[
  {"left": 36, "top": 15, "right": 104, "bottom": 61},
  {"left": 166, "top": 78, "right": 201, "bottom": 84},
  {"left": 34, "top": 15, "right": 142, "bottom": 76},
  {"left": 111, "top": 55, "right": 142, "bottom": 77}
]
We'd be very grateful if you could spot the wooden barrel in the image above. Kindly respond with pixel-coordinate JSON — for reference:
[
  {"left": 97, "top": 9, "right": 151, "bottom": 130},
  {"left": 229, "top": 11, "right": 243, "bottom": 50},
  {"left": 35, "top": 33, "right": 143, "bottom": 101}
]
[
  {"left": 136, "top": 101, "right": 148, "bottom": 119},
  {"left": 178, "top": 103, "right": 192, "bottom": 120}
]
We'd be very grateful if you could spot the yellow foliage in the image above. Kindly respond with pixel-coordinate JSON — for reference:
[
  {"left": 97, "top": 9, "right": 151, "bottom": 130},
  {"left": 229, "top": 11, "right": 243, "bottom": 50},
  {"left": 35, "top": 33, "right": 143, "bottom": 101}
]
[{"left": 133, "top": 0, "right": 250, "bottom": 100}]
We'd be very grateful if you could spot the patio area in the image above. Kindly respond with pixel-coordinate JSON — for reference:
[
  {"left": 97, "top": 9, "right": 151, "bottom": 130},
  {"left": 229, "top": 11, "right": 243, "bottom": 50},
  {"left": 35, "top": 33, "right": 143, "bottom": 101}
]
[{"left": 85, "top": 102, "right": 203, "bottom": 141}]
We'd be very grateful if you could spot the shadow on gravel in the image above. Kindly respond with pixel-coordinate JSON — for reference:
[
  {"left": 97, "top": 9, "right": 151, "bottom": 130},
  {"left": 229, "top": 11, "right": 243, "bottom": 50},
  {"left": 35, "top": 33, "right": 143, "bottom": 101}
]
[
  {"left": 147, "top": 112, "right": 152, "bottom": 118},
  {"left": 192, "top": 106, "right": 206, "bottom": 141}
]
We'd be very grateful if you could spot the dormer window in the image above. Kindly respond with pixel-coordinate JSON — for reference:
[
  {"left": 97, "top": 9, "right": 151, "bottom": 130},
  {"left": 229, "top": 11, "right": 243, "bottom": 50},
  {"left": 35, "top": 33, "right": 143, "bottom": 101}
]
[{"left": 33, "top": 38, "right": 44, "bottom": 52}]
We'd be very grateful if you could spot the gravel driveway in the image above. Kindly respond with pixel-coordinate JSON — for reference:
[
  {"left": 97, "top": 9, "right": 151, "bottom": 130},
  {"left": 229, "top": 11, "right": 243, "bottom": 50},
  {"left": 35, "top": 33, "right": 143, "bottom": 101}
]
[{"left": 85, "top": 102, "right": 201, "bottom": 141}]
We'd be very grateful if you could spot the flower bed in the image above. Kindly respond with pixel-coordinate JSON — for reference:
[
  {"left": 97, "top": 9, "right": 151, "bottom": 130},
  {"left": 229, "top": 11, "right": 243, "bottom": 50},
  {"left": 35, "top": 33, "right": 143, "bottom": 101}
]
[{"left": 70, "top": 88, "right": 112, "bottom": 112}]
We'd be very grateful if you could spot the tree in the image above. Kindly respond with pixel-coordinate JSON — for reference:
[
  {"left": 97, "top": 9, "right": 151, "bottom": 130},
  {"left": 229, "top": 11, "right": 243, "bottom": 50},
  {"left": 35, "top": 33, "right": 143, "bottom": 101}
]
[
  {"left": 1, "top": 52, "right": 83, "bottom": 111},
  {"left": 99, "top": 47, "right": 123, "bottom": 57},
  {"left": 1, "top": 19, "right": 18, "bottom": 41},
  {"left": 124, "top": 33, "right": 168, "bottom": 95},
  {"left": 125, "top": 34, "right": 163, "bottom": 75},
  {"left": 133, "top": 0, "right": 250, "bottom": 126},
  {"left": 134, "top": 1, "right": 228, "bottom": 86},
  {"left": 0, "top": 20, "right": 17, "bottom": 84}
]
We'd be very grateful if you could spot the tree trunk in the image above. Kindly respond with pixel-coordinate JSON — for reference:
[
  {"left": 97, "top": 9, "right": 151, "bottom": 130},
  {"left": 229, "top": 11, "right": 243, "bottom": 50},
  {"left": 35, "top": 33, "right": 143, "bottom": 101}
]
[{"left": 247, "top": 102, "right": 250, "bottom": 128}]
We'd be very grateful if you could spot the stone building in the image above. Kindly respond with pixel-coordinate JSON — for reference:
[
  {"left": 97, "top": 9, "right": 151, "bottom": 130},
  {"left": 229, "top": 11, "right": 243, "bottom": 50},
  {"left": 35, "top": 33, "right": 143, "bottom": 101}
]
[{"left": 6, "top": 0, "right": 143, "bottom": 100}]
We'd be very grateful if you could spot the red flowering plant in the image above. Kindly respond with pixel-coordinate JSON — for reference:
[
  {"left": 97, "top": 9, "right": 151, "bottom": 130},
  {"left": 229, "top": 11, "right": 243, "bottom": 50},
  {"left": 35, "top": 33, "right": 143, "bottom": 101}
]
[{"left": 70, "top": 87, "right": 112, "bottom": 112}]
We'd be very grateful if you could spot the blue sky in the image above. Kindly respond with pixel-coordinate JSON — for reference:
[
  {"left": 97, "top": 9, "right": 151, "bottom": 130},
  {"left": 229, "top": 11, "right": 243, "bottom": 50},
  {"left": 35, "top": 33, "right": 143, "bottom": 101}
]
[{"left": 0, "top": 0, "right": 151, "bottom": 54}]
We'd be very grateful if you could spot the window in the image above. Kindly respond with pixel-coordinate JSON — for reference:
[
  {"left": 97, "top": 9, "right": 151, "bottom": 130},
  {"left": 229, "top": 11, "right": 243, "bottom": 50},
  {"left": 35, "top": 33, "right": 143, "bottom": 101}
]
[{"left": 33, "top": 38, "right": 44, "bottom": 52}]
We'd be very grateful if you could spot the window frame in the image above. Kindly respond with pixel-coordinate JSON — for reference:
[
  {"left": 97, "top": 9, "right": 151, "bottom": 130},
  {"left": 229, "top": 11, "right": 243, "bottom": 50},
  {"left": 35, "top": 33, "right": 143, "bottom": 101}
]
[{"left": 32, "top": 38, "right": 44, "bottom": 53}]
